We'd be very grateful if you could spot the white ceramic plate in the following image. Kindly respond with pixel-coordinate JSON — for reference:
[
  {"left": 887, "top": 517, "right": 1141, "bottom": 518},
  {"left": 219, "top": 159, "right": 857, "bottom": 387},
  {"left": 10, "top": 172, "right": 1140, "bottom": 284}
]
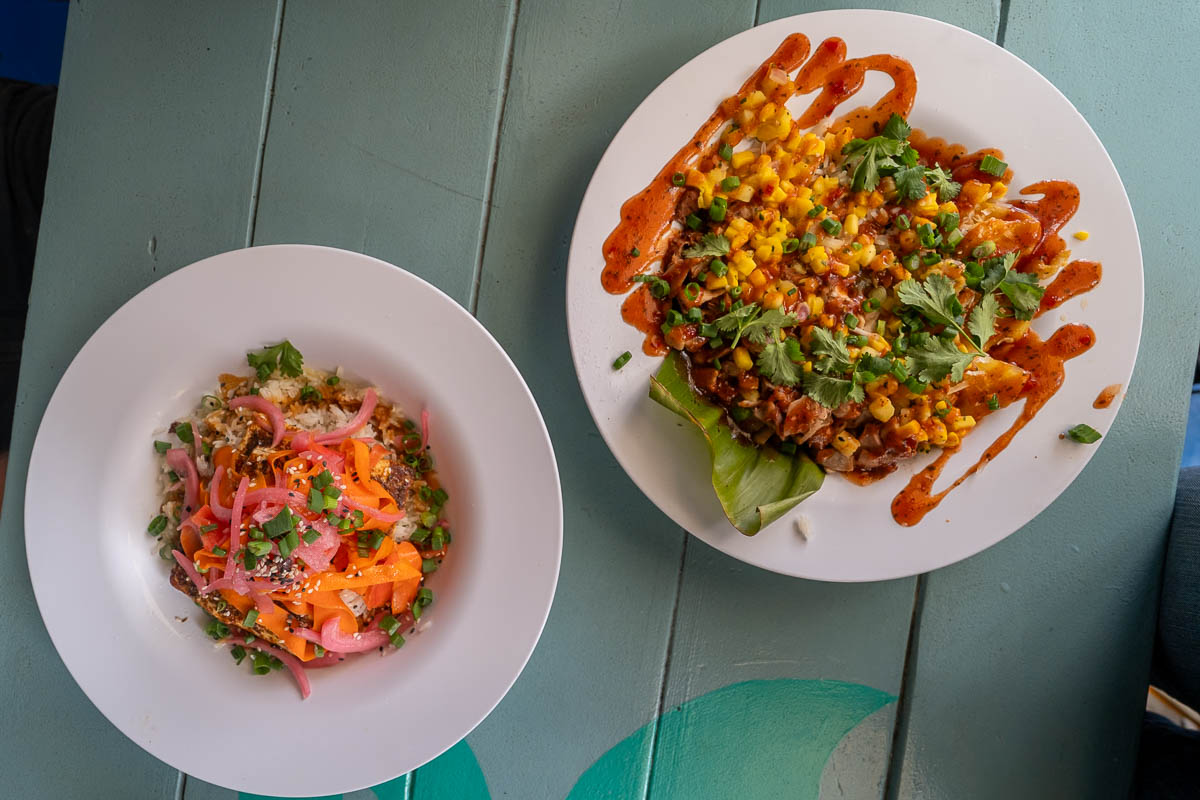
[
  {"left": 566, "top": 11, "right": 1142, "bottom": 581},
  {"left": 26, "top": 245, "right": 562, "bottom": 796}
]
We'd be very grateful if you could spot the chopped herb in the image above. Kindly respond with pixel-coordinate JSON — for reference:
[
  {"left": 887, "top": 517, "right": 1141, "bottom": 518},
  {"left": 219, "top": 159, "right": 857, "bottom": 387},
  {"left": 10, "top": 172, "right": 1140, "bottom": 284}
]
[
  {"left": 631, "top": 247, "right": 640, "bottom": 257},
  {"left": 230, "top": 645, "right": 246, "bottom": 665},
  {"left": 246, "top": 340, "right": 304, "bottom": 381},
  {"left": 979, "top": 154, "right": 1008, "bottom": 177},
  {"left": 801, "top": 372, "right": 864, "bottom": 409},
  {"left": 681, "top": 233, "right": 731, "bottom": 259},
  {"left": 924, "top": 166, "right": 961, "bottom": 202},
  {"left": 720, "top": 176, "right": 741, "bottom": 191},
  {"left": 147, "top": 514, "right": 168, "bottom": 536},
  {"left": 153, "top": 440, "right": 170, "bottom": 454},
  {"left": 247, "top": 540, "right": 272, "bottom": 557},
  {"left": 174, "top": 422, "right": 194, "bottom": 446},
  {"left": 205, "top": 620, "right": 229, "bottom": 641},
  {"left": 250, "top": 652, "right": 272, "bottom": 675},
  {"left": 895, "top": 214, "right": 910, "bottom": 230},
  {"left": 263, "top": 507, "right": 294, "bottom": 539},
  {"left": 807, "top": 204, "right": 825, "bottom": 218},
  {"left": 612, "top": 351, "right": 632, "bottom": 370},
  {"left": 820, "top": 217, "right": 842, "bottom": 236},
  {"left": 685, "top": 213, "right": 703, "bottom": 230},
  {"left": 302, "top": 529, "right": 320, "bottom": 545},
  {"left": 212, "top": 546, "right": 227, "bottom": 556},
  {"left": 299, "top": 385, "right": 321, "bottom": 403},
  {"left": 244, "top": 609, "right": 260, "bottom": 627},
  {"left": 672, "top": 172, "right": 686, "bottom": 187},
  {"left": 1066, "top": 423, "right": 1102, "bottom": 444},
  {"left": 421, "top": 558, "right": 439, "bottom": 574},
  {"left": 988, "top": 394, "right": 1000, "bottom": 410},
  {"left": 718, "top": 142, "right": 733, "bottom": 161},
  {"left": 326, "top": 375, "right": 340, "bottom": 386}
]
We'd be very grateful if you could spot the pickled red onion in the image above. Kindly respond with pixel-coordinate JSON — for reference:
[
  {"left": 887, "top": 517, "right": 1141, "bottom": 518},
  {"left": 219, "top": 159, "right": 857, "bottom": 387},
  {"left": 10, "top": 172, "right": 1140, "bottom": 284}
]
[
  {"left": 172, "top": 549, "right": 207, "bottom": 590},
  {"left": 229, "top": 395, "right": 286, "bottom": 447},
  {"left": 165, "top": 449, "right": 200, "bottom": 517},
  {"left": 225, "top": 476, "right": 249, "bottom": 575},
  {"left": 313, "top": 388, "right": 377, "bottom": 444},
  {"left": 208, "top": 465, "right": 231, "bottom": 521},
  {"left": 234, "top": 639, "right": 311, "bottom": 699},
  {"left": 318, "top": 616, "right": 389, "bottom": 652}
]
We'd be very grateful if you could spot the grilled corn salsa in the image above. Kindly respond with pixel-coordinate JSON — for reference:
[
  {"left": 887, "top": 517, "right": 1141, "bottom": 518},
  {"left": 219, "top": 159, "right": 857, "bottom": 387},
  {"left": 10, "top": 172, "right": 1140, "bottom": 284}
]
[{"left": 642, "top": 104, "right": 1064, "bottom": 478}]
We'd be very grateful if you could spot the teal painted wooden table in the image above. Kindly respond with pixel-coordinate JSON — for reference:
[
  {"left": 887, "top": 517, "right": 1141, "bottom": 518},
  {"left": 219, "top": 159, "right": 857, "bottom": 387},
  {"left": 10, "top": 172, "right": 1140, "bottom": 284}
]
[{"left": 2, "top": 2, "right": 1197, "bottom": 798}]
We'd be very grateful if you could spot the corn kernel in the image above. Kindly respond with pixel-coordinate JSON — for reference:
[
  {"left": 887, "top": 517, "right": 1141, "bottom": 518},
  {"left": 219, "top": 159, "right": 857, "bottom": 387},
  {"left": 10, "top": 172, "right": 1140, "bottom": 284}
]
[
  {"left": 929, "top": 420, "right": 948, "bottom": 446},
  {"left": 763, "top": 290, "right": 784, "bottom": 310},
  {"left": 915, "top": 192, "right": 939, "bottom": 216},
  {"left": 952, "top": 415, "right": 977, "bottom": 432},
  {"left": 946, "top": 432, "right": 961, "bottom": 448},
  {"left": 939, "top": 201, "right": 958, "bottom": 215},
  {"left": 869, "top": 396, "right": 895, "bottom": 422},
  {"left": 833, "top": 431, "right": 860, "bottom": 457},
  {"left": 1074, "top": 231, "right": 1090, "bottom": 241},
  {"left": 843, "top": 214, "right": 860, "bottom": 236},
  {"left": 807, "top": 295, "right": 825, "bottom": 316},
  {"left": 832, "top": 261, "right": 850, "bottom": 278},
  {"left": 990, "top": 181, "right": 1008, "bottom": 197},
  {"left": 802, "top": 361, "right": 813, "bottom": 372},
  {"left": 934, "top": 400, "right": 948, "bottom": 412},
  {"left": 705, "top": 273, "right": 728, "bottom": 291},
  {"left": 743, "top": 90, "right": 766, "bottom": 109},
  {"left": 896, "top": 420, "right": 921, "bottom": 439},
  {"left": 915, "top": 404, "right": 931, "bottom": 422},
  {"left": 820, "top": 313, "right": 836, "bottom": 328},
  {"left": 730, "top": 150, "right": 755, "bottom": 170},
  {"left": 961, "top": 180, "right": 990, "bottom": 205},
  {"left": 867, "top": 190, "right": 885, "bottom": 208},
  {"left": 732, "top": 347, "right": 753, "bottom": 371},
  {"left": 747, "top": 268, "right": 768, "bottom": 288}
]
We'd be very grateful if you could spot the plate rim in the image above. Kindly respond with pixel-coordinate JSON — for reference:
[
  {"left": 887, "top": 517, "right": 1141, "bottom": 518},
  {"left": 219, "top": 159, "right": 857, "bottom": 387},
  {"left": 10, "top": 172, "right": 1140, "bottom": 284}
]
[
  {"left": 24, "top": 243, "right": 563, "bottom": 794},
  {"left": 565, "top": 9, "right": 1144, "bottom": 581}
]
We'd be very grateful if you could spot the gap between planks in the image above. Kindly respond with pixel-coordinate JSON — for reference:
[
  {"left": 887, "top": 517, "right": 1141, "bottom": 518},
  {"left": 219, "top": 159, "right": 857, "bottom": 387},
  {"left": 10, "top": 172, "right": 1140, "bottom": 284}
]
[
  {"left": 882, "top": 573, "right": 928, "bottom": 800},
  {"left": 468, "top": 0, "right": 521, "bottom": 316},
  {"left": 641, "top": 535, "right": 690, "bottom": 799},
  {"left": 244, "top": 0, "right": 287, "bottom": 248}
]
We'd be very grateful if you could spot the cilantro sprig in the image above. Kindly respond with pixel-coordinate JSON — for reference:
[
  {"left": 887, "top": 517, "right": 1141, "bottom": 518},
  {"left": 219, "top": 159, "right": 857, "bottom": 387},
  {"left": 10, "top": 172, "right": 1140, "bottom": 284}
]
[
  {"left": 681, "top": 233, "right": 731, "bottom": 259},
  {"left": 895, "top": 273, "right": 997, "bottom": 383},
  {"left": 976, "top": 252, "right": 1045, "bottom": 320},
  {"left": 247, "top": 340, "right": 304, "bottom": 381},
  {"left": 712, "top": 304, "right": 796, "bottom": 350},
  {"left": 839, "top": 113, "right": 964, "bottom": 202}
]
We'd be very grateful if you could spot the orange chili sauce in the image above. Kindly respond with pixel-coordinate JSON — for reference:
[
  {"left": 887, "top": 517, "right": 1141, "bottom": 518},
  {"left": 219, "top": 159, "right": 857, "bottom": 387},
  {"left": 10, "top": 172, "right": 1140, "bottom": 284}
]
[
  {"left": 607, "top": 34, "right": 917, "bottom": 355},
  {"left": 1094, "top": 384, "right": 1122, "bottom": 409}
]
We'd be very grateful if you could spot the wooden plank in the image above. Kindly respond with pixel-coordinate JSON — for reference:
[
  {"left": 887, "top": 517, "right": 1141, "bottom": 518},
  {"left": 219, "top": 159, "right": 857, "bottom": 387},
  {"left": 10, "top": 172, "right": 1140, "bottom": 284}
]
[
  {"left": 469, "top": 1, "right": 769, "bottom": 797},
  {"left": 0, "top": 1, "right": 282, "bottom": 798},
  {"left": 895, "top": 2, "right": 1200, "bottom": 797},
  {"left": 758, "top": 0, "right": 1000, "bottom": 38},
  {"left": 247, "top": 0, "right": 518, "bottom": 304},
  {"left": 644, "top": 5, "right": 1002, "bottom": 799}
]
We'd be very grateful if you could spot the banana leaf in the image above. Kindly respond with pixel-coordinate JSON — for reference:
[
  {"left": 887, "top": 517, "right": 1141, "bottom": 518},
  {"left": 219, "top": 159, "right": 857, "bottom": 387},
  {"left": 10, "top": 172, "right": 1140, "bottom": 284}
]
[{"left": 648, "top": 352, "right": 825, "bottom": 535}]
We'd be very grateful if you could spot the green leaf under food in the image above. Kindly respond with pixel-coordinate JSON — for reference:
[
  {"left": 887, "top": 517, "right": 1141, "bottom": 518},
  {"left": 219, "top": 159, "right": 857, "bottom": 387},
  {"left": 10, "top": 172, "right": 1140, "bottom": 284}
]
[{"left": 648, "top": 352, "right": 825, "bottom": 536}]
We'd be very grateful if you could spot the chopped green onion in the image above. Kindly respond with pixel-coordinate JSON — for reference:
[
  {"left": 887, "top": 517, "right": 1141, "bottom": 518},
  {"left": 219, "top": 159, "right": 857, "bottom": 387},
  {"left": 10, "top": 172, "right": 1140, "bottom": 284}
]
[
  {"left": 820, "top": 217, "right": 842, "bottom": 236},
  {"left": 844, "top": 313, "right": 859, "bottom": 328},
  {"left": 709, "top": 259, "right": 728, "bottom": 276},
  {"left": 251, "top": 652, "right": 271, "bottom": 675},
  {"left": 807, "top": 204, "right": 824, "bottom": 218},
  {"left": 799, "top": 231, "right": 817, "bottom": 251},
  {"left": 174, "top": 422, "right": 194, "bottom": 445},
  {"left": 685, "top": 213, "right": 703, "bottom": 230},
  {"left": 921, "top": 252, "right": 941, "bottom": 266},
  {"left": 230, "top": 645, "right": 246, "bottom": 664},
  {"left": 666, "top": 309, "right": 684, "bottom": 328},
  {"left": 167, "top": 470, "right": 179, "bottom": 482},
  {"left": 895, "top": 214, "right": 910, "bottom": 230},
  {"left": 204, "top": 620, "right": 229, "bottom": 641},
  {"left": 683, "top": 282, "right": 702, "bottom": 303},
  {"left": 153, "top": 440, "right": 170, "bottom": 454},
  {"left": 247, "top": 540, "right": 272, "bottom": 557},
  {"left": 370, "top": 531, "right": 385, "bottom": 550},
  {"left": 1066, "top": 423, "right": 1102, "bottom": 444},
  {"left": 718, "top": 142, "right": 733, "bottom": 161},
  {"left": 147, "top": 514, "right": 168, "bottom": 536},
  {"left": 212, "top": 546, "right": 227, "bottom": 557},
  {"left": 313, "top": 645, "right": 325, "bottom": 657},
  {"left": 672, "top": 172, "right": 686, "bottom": 187},
  {"left": 631, "top": 247, "right": 640, "bottom": 257},
  {"left": 612, "top": 351, "right": 632, "bottom": 370},
  {"left": 862, "top": 298, "right": 880, "bottom": 312},
  {"left": 390, "top": 632, "right": 406, "bottom": 648},
  {"left": 421, "top": 558, "right": 439, "bottom": 574},
  {"left": 729, "top": 285, "right": 743, "bottom": 299},
  {"left": 972, "top": 241, "right": 996, "bottom": 259},
  {"left": 326, "top": 375, "right": 340, "bottom": 386},
  {"left": 904, "top": 378, "right": 929, "bottom": 395},
  {"left": 307, "top": 489, "right": 324, "bottom": 512},
  {"left": 417, "top": 587, "right": 434, "bottom": 606},
  {"left": 380, "top": 614, "right": 401, "bottom": 635},
  {"left": 944, "top": 229, "right": 965, "bottom": 249},
  {"left": 988, "top": 394, "right": 1000, "bottom": 411},
  {"left": 263, "top": 507, "right": 294, "bottom": 539},
  {"left": 782, "top": 237, "right": 800, "bottom": 253},
  {"left": 302, "top": 529, "right": 320, "bottom": 545},
  {"left": 979, "top": 154, "right": 1007, "bottom": 177},
  {"left": 410, "top": 528, "right": 432, "bottom": 544},
  {"left": 312, "top": 469, "right": 333, "bottom": 490},
  {"left": 709, "top": 196, "right": 728, "bottom": 222},
  {"left": 686, "top": 306, "right": 702, "bottom": 323},
  {"left": 430, "top": 527, "right": 445, "bottom": 550},
  {"left": 431, "top": 488, "right": 449, "bottom": 506},
  {"left": 244, "top": 609, "right": 260, "bottom": 627}
]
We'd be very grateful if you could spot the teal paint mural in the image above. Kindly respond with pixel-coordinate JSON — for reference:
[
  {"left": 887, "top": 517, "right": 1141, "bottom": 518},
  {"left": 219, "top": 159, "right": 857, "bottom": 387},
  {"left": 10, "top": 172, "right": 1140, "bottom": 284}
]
[
  {"left": 237, "top": 680, "right": 892, "bottom": 800},
  {"left": 569, "top": 679, "right": 895, "bottom": 799}
]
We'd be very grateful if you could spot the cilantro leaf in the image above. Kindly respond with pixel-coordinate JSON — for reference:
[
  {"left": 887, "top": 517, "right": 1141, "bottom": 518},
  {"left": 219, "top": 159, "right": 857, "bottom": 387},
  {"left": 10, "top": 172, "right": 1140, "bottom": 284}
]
[
  {"left": 894, "top": 165, "right": 928, "bottom": 201},
  {"left": 841, "top": 136, "right": 906, "bottom": 192},
  {"left": 757, "top": 340, "right": 802, "bottom": 386},
  {"left": 924, "top": 166, "right": 961, "bottom": 202},
  {"left": 801, "top": 372, "right": 864, "bottom": 409},
  {"left": 905, "top": 337, "right": 978, "bottom": 384},
  {"left": 895, "top": 273, "right": 960, "bottom": 327},
  {"left": 978, "top": 252, "right": 1014, "bottom": 293},
  {"left": 881, "top": 113, "right": 911, "bottom": 140},
  {"left": 741, "top": 308, "right": 798, "bottom": 346},
  {"left": 968, "top": 292, "right": 1000, "bottom": 348},
  {"left": 681, "top": 233, "right": 731, "bottom": 259},
  {"left": 808, "top": 326, "right": 854, "bottom": 374},
  {"left": 247, "top": 340, "right": 305, "bottom": 381},
  {"left": 999, "top": 270, "right": 1045, "bottom": 320},
  {"left": 713, "top": 303, "right": 762, "bottom": 348}
]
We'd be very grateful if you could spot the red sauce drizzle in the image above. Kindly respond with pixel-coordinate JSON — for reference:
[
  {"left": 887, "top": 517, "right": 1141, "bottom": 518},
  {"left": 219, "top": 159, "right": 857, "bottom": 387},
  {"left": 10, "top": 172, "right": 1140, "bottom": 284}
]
[
  {"left": 1040, "top": 260, "right": 1101, "bottom": 313},
  {"left": 601, "top": 34, "right": 917, "bottom": 352},
  {"left": 892, "top": 324, "right": 1095, "bottom": 526},
  {"left": 1094, "top": 383, "right": 1122, "bottom": 409}
]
